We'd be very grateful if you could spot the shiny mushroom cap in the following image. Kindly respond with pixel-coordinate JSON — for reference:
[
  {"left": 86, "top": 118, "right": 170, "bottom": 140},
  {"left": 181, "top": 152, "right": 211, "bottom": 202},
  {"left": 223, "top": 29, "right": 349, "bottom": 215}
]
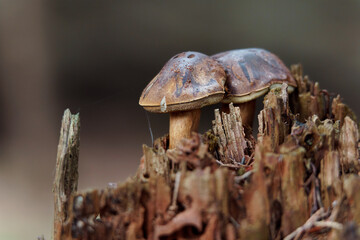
[
  {"left": 139, "top": 51, "right": 226, "bottom": 113},
  {"left": 212, "top": 48, "right": 297, "bottom": 103}
]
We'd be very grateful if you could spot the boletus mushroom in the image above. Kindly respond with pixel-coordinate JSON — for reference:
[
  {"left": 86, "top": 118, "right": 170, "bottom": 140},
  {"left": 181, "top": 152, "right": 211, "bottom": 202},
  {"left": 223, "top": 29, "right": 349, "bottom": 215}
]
[
  {"left": 139, "top": 51, "right": 226, "bottom": 149},
  {"left": 212, "top": 48, "right": 297, "bottom": 127}
]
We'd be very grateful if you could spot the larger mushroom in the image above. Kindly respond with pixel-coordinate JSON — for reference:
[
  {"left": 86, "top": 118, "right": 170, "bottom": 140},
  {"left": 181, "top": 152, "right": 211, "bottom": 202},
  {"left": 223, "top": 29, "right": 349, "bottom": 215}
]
[
  {"left": 212, "top": 48, "right": 297, "bottom": 127},
  {"left": 139, "top": 51, "right": 226, "bottom": 149}
]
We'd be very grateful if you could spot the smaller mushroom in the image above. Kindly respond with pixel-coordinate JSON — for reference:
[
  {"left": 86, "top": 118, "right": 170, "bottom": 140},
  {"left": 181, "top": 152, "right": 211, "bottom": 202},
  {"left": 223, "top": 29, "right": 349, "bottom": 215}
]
[
  {"left": 139, "top": 51, "right": 226, "bottom": 149},
  {"left": 212, "top": 48, "right": 297, "bottom": 127}
]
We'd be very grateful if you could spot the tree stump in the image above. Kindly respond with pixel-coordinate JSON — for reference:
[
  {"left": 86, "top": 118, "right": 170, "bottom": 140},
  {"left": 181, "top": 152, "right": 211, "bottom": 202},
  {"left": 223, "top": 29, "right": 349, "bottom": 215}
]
[{"left": 53, "top": 65, "right": 360, "bottom": 240}]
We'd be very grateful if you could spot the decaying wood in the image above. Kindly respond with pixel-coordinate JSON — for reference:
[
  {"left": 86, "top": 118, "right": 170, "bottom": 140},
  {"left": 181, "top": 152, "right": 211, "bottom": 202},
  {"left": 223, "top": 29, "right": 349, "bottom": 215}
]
[
  {"left": 320, "top": 151, "right": 341, "bottom": 210},
  {"left": 258, "top": 83, "right": 291, "bottom": 150},
  {"left": 290, "top": 64, "right": 328, "bottom": 121},
  {"left": 239, "top": 144, "right": 269, "bottom": 240},
  {"left": 212, "top": 103, "right": 249, "bottom": 165},
  {"left": 339, "top": 116, "right": 360, "bottom": 173},
  {"left": 332, "top": 95, "right": 358, "bottom": 128},
  {"left": 54, "top": 64, "right": 360, "bottom": 240},
  {"left": 53, "top": 109, "right": 80, "bottom": 240}
]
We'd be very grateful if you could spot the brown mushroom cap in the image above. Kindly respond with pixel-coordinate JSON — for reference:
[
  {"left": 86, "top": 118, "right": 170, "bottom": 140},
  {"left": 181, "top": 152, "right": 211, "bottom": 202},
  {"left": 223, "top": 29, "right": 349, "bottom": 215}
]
[
  {"left": 139, "top": 51, "right": 226, "bottom": 113},
  {"left": 212, "top": 48, "right": 297, "bottom": 103}
]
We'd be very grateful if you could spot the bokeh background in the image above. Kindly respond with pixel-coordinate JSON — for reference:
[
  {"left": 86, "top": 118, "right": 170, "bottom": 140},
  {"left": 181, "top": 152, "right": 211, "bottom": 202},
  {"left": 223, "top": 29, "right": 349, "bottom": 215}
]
[{"left": 0, "top": 1, "right": 359, "bottom": 239}]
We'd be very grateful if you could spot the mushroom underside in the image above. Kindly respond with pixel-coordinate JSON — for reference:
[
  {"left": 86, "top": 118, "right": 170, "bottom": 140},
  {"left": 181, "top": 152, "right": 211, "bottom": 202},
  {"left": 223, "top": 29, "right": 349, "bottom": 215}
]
[
  {"left": 222, "top": 85, "right": 295, "bottom": 104},
  {"left": 141, "top": 93, "right": 224, "bottom": 113}
]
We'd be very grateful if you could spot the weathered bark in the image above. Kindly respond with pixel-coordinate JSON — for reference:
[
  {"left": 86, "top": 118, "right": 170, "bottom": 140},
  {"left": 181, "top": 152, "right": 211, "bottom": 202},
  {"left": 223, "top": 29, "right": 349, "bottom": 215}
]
[
  {"left": 54, "top": 64, "right": 360, "bottom": 240},
  {"left": 53, "top": 109, "right": 80, "bottom": 240}
]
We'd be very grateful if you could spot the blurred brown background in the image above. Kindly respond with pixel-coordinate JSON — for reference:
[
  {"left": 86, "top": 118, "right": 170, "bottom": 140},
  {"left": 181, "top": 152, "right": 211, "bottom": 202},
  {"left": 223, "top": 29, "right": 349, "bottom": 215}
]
[{"left": 0, "top": 1, "right": 359, "bottom": 239}]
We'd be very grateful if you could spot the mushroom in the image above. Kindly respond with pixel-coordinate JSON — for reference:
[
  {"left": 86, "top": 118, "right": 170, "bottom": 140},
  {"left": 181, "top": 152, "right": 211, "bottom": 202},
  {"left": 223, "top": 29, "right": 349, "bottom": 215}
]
[
  {"left": 212, "top": 48, "right": 297, "bottom": 127},
  {"left": 139, "top": 51, "right": 226, "bottom": 149}
]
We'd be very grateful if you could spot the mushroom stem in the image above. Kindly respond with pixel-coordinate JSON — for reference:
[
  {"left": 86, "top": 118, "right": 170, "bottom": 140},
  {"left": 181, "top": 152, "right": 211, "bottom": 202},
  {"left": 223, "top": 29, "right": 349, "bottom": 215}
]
[
  {"left": 221, "top": 100, "right": 256, "bottom": 127},
  {"left": 169, "top": 109, "right": 201, "bottom": 149}
]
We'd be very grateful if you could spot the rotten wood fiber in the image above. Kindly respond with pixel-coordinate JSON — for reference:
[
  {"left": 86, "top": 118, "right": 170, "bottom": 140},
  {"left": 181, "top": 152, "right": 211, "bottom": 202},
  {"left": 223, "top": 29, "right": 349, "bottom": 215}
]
[{"left": 212, "top": 103, "right": 249, "bottom": 165}]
